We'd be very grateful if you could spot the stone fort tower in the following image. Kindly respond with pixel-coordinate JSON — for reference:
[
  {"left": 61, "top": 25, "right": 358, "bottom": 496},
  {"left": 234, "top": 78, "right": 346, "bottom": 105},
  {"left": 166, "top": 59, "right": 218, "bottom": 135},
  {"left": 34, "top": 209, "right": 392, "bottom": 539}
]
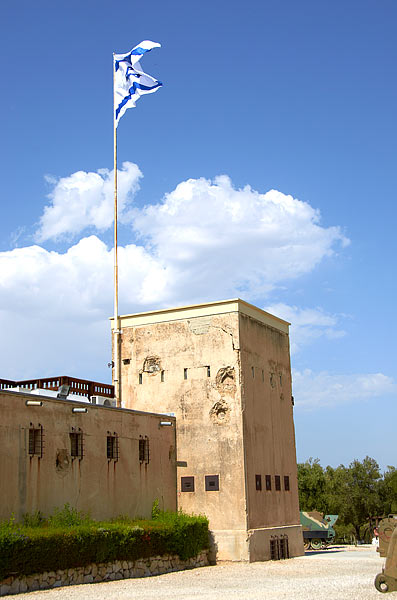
[{"left": 112, "top": 299, "right": 303, "bottom": 561}]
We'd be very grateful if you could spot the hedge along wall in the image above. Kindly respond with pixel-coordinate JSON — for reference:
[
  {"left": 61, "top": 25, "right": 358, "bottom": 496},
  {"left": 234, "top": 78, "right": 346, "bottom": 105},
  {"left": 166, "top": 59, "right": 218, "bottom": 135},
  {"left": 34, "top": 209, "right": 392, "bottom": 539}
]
[{"left": 0, "top": 515, "right": 210, "bottom": 592}]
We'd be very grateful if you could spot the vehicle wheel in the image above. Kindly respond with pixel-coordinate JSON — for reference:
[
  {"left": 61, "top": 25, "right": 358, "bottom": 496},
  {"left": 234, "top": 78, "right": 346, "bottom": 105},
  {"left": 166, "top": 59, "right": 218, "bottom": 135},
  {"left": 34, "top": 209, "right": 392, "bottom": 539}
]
[
  {"left": 325, "top": 536, "right": 335, "bottom": 547},
  {"left": 304, "top": 540, "right": 311, "bottom": 550},
  {"left": 375, "top": 573, "right": 389, "bottom": 593},
  {"left": 310, "top": 538, "right": 322, "bottom": 550}
]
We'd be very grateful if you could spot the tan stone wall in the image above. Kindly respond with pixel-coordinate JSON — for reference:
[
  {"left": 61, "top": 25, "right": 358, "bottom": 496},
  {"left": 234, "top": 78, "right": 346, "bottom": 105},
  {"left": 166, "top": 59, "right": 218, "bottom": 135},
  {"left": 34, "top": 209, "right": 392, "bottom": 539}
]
[
  {"left": 248, "top": 525, "right": 303, "bottom": 561},
  {"left": 0, "top": 551, "right": 209, "bottom": 595},
  {"left": 118, "top": 313, "right": 247, "bottom": 533},
  {"left": 0, "top": 391, "right": 176, "bottom": 521},
  {"left": 239, "top": 313, "right": 301, "bottom": 534}
]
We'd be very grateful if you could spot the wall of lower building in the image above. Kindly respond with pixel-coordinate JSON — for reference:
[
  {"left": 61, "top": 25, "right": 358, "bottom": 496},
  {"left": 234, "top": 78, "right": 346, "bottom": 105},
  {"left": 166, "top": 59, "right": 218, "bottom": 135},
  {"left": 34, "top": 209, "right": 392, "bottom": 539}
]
[
  {"left": 238, "top": 313, "right": 302, "bottom": 537},
  {"left": 117, "top": 313, "right": 248, "bottom": 535},
  {"left": 0, "top": 391, "right": 176, "bottom": 521}
]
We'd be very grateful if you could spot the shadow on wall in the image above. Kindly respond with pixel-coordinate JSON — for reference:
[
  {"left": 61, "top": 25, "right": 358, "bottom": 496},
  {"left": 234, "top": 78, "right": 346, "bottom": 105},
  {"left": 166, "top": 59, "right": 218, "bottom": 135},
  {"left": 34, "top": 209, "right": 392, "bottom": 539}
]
[{"left": 208, "top": 530, "right": 218, "bottom": 565}]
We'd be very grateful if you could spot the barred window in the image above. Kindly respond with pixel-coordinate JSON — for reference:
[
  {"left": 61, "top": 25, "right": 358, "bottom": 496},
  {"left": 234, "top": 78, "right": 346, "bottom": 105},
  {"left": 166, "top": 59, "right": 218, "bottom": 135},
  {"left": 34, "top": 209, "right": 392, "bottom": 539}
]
[
  {"left": 70, "top": 429, "right": 83, "bottom": 459},
  {"left": 107, "top": 432, "right": 119, "bottom": 460},
  {"left": 139, "top": 436, "right": 149, "bottom": 464},
  {"left": 284, "top": 475, "right": 290, "bottom": 491},
  {"left": 28, "top": 425, "right": 43, "bottom": 457}
]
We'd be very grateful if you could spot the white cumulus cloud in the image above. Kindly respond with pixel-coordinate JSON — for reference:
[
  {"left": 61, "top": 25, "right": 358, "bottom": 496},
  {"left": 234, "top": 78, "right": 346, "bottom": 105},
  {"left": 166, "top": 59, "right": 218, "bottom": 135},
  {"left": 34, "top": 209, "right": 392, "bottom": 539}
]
[
  {"left": 264, "top": 302, "right": 346, "bottom": 354},
  {"left": 1, "top": 166, "right": 351, "bottom": 380},
  {"left": 292, "top": 369, "right": 396, "bottom": 409},
  {"left": 36, "top": 162, "right": 142, "bottom": 242},
  {"left": 132, "top": 175, "right": 349, "bottom": 301}
]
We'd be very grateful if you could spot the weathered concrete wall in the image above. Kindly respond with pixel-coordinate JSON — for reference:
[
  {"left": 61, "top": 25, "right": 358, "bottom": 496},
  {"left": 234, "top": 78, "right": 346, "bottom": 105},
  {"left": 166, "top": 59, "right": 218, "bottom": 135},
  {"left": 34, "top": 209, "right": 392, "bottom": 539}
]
[
  {"left": 0, "top": 391, "right": 176, "bottom": 521},
  {"left": 239, "top": 313, "right": 301, "bottom": 533},
  {"left": 118, "top": 313, "right": 247, "bottom": 536}
]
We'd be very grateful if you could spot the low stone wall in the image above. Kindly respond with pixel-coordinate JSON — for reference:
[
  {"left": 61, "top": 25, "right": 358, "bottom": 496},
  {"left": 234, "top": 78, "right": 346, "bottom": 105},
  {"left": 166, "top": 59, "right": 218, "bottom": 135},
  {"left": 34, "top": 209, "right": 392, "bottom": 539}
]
[{"left": 0, "top": 550, "right": 209, "bottom": 596}]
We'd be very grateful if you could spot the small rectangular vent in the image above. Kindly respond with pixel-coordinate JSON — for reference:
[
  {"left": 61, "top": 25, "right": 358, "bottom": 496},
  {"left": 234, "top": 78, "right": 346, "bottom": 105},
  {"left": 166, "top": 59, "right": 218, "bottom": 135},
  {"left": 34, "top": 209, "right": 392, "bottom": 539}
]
[
  {"left": 205, "top": 475, "right": 219, "bottom": 491},
  {"left": 181, "top": 476, "right": 195, "bottom": 492}
]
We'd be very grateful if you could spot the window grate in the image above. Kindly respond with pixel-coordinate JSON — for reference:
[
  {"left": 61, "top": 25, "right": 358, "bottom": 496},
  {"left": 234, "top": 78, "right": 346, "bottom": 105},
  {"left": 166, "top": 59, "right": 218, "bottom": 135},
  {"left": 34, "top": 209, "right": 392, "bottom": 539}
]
[
  {"left": 270, "top": 538, "right": 279, "bottom": 560},
  {"left": 28, "top": 425, "right": 43, "bottom": 457},
  {"left": 139, "top": 436, "right": 149, "bottom": 464},
  {"left": 70, "top": 429, "right": 83, "bottom": 459},
  {"left": 107, "top": 432, "right": 119, "bottom": 460},
  {"left": 280, "top": 535, "right": 289, "bottom": 559}
]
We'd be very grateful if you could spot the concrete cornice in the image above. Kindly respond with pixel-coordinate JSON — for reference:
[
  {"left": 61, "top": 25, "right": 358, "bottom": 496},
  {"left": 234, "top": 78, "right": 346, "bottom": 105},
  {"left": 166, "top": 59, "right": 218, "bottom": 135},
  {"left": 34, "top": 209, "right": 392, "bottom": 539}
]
[{"left": 110, "top": 299, "right": 290, "bottom": 334}]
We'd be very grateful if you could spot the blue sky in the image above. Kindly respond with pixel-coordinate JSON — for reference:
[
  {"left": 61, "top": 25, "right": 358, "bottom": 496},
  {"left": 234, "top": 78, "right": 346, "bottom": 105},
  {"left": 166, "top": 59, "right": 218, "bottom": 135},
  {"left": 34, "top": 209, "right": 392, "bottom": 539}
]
[{"left": 1, "top": 0, "right": 396, "bottom": 470}]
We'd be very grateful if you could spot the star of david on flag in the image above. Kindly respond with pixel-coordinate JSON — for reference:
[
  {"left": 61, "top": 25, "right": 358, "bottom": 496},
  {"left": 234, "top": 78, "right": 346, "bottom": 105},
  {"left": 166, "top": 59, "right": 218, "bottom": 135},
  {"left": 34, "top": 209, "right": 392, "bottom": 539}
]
[{"left": 114, "top": 40, "right": 162, "bottom": 127}]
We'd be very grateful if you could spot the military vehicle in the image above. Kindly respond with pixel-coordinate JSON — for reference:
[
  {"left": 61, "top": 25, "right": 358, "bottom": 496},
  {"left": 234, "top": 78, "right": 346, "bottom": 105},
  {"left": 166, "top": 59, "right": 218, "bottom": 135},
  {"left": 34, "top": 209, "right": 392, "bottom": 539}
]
[
  {"left": 300, "top": 511, "right": 338, "bottom": 550},
  {"left": 374, "top": 515, "right": 397, "bottom": 593}
]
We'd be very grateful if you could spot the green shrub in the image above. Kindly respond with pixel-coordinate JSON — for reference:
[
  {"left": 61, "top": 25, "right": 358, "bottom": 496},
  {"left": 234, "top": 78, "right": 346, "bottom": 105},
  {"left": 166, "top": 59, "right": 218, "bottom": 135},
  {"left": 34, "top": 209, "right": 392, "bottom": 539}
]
[
  {"left": 47, "top": 503, "right": 92, "bottom": 528},
  {"left": 0, "top": 509, "right": 209, "bottom": 580},
  {"left": 22, "top": 510, "right": 45, "bottom": 528},
  {"left": 151, "top": 499, "right": 161, "bottom": 520}
]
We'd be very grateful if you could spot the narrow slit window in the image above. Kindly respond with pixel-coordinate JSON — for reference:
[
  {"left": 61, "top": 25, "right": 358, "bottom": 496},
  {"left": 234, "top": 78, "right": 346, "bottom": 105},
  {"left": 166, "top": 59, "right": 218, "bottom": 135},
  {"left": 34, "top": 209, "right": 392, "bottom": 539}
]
[
  {"left": 262, "top": 369, "right": 264, "bottom": 382},
  {"left": 206, "top": 366, "right": 211, "bottom": 377},
  {"left": 252, "top": 366, "right": 255, "bottom": 378},
  {"left": 161, "top": 370, "right": 165, "bottom": 382},
  {"left": 265, "top": 475, "right": 272, "bottom": 491},
  {"left": 275, "top": 475, "right": 281, "bottom": 491},
  {"left": 284, "top": 475, "right": 290, "bottom": 491},
  {"left": 28, "top": 426, "right": 43, "bottom": 457},
  {"left": 184, "top": 368, "right": 188, "bottom": 380},
  {"left": 70, "top": 430, "right": 83, "bottom": 459},
  {"left": 107, "top": 433, "right": 118, "bottom": 460},
  {"left": 139, "top": 436, "right": 150, "bottom": 464},
  {"left": 255, "top": 474, "right": 262, "bottom": 491},
  {"left": 139, "top": 373, "right": 143, "bottom": 385}
]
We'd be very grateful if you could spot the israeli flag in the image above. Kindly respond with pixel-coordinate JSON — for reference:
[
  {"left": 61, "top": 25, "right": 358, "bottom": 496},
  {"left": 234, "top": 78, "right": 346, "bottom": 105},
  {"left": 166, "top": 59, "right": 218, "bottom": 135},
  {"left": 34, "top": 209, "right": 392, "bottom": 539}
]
[{"left": 114, "top": 40, "right": 162, "bottom": 127}]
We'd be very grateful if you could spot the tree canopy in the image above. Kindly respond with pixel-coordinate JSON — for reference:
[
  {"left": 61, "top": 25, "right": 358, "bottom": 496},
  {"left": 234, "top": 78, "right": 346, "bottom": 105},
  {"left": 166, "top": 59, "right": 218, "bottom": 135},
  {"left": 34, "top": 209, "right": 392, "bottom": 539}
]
[{"left": 298, "top": 457, "right": 397, "bottom": 540}]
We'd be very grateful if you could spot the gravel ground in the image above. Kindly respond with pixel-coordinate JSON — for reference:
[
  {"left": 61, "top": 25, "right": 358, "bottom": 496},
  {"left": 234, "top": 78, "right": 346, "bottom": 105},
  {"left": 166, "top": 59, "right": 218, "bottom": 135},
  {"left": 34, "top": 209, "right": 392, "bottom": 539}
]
[{"left": 8, "top": 545, "right": 384, "bottom": 600}]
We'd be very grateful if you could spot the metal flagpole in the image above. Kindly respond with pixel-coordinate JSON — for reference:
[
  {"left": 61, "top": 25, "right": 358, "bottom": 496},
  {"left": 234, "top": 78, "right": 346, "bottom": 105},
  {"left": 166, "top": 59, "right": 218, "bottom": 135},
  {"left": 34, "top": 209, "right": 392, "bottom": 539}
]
[{"left": 113, "top": 54, "right": 121, "bottom": 407}]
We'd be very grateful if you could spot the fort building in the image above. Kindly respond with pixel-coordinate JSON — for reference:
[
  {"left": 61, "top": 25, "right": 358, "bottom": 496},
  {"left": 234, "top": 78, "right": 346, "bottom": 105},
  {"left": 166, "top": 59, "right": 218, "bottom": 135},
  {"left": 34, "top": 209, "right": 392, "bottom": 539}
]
[{"left": 111, "top": 298, "right": 304, "bottom": 561}]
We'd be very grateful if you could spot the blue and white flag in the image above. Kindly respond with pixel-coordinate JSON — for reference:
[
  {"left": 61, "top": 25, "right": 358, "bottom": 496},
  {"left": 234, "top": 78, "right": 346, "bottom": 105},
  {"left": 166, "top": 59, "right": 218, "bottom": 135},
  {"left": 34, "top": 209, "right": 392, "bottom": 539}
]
[{"left": 114, "top": 40, "right": 162, "bottom": 127}]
